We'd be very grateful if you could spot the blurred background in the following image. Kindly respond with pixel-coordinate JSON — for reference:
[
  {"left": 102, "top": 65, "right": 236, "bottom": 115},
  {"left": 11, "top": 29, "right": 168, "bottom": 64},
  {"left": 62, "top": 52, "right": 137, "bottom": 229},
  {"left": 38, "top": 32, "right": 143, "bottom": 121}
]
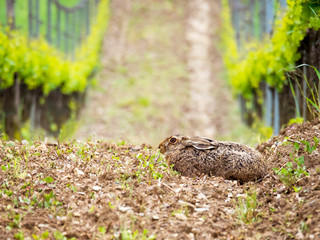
[{"left": 0, "top": 0, "right": 319, "bottom": 146}]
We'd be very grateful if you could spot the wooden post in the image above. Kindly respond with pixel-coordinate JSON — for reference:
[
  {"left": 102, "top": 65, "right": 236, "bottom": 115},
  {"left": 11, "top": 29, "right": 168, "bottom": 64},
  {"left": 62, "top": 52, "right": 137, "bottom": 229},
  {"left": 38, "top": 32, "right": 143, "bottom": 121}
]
[
  {"left": 35, "top": 0, "right": 39, "bottom": 37},
  {"left": 302, "top": 50, "right": 307, "bottom": 120},
  {"left": 273, "top": 90, "right": 280, "bottom": 134},
  {"left": 86, "top": 0, "right": 90, "bottom": 35},
  {"left": 264, "top": 0, "right": 274, "bottom": 129},
  {"left": 265, "top": 85, "right": 273, "bottom": 126},
  {"left": 28, "top": 0, "right": 33, "bottom": 37},
  {"left": 57, "top": 5, "right": 61, "bottom": 48},
  {"left": 13, "top": 75, "right": 21, "bottom": 139},
  {"left": 4, "top": 75, "right": 21, "bottom": 139},
  {"left": 65, "top": 11, "right": 69, "bottom": 54},
  {"left": 47, "top": 0, "right": 52, "bottom": 43},
  {"left": 6, "top": 0, "right": 15, "bottom": 29}
]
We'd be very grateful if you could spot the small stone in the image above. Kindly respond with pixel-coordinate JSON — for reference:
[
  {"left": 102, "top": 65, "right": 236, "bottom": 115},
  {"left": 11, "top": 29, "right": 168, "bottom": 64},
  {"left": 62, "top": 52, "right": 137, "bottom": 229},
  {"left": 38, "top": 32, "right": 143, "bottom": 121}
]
[
  {"left": 68, "top": 153, "right": 77, "bottom": 161},
  {"left": 187, "top": 233, "right": 195, "bottom": 240},
  {"left": 118, "top": 206, "right": 133, "bottom": 213},
  {"left": 73, "top": 211, "right": 81, "bottom": 217},
  {"left": 92, "top": 186, "right": 102, "bottom": 191},
  {"left": 152, "top": 215, "right": 159, "bottom": 220},
  {"left": 56, "top": 216, "right": 67, "bottom": 221},
  {"left": 236, "top": 194, "right": 247, "bottom": 199},
  {"left": 194, "top": 207, "right": 209, "bottom": 212},
  {"left": 295, "top": 229, "right": 304, "bottom": 239},
  {"left": 38, "top": 224, "right": 49, "bottom": 228},
  {"left": 197, "top": 193, "right": 207, "bottom": 200},
  {"left": 75, "top": 168, "right": 85, "bottom": 176},
  {"left": 174, "top": 213, "right": 187, "bottom": 220}
]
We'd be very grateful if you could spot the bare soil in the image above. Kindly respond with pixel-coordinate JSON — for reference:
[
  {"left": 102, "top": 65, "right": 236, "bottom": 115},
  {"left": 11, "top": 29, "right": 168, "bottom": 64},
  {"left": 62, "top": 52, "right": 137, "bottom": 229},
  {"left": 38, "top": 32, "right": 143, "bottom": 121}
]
[{"left": 1, "top": 119, "right": 320, "bottom": 239}]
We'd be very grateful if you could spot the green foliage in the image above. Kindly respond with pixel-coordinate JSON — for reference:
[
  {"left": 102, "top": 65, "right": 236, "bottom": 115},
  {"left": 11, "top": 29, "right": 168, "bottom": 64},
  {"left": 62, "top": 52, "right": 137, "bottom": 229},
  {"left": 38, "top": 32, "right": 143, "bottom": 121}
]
[
  {"left": 53, "top": 230, "right": 76, "bottom": 240},
  {"left": 300, "top": 221, "right": 309, "bottom": 233},
  {"left": 251, "top": 118, "right": 273, "bottom": 143},
  {"left": 133, "top": 152, "right": 166, "bottom": 181},
  {"left": 301, "top": 137, "right": 318, "bottom": 154},
  {"left": 222, "top": 0, "right": 320, "bottom": 100},
  {"left": 0, "top": 0, "right": 110, "bottom": 95},
  {"left": 294, "top": 64, "right": 320, "bottom": 118},
  {"left": 32, "top": 230, "right": 50, "bottom": 240},
  {"left": 288, "top": 117, "right": 304, "bottom": 125},
  {"left": 7, "top": 211, "right": 23, "bottom": 229},
  {"left": 42, "top": 176, "right": 54, "bottom": 183},
  {"left": 236, "top": 190, "right": 259, "bottom": 224},
  {"left": 14, "top": 230, "right": 24, "bottom": 240},
  {"left": 273, "top": 138, "right": 318, "bottom": 190},
  {"left": 119, "top": 227, "right": 156, "bottom": 240},
  {"left": 0, "top": 0, "right": 81, "bottom": 36}
]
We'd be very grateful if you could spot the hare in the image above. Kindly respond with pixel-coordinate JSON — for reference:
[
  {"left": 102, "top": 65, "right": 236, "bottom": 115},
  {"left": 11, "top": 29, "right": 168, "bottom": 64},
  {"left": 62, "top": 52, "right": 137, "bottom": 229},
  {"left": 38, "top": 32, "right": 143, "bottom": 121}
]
[{"left": 158, "top": 135, "right": 267, "bottom": 182}]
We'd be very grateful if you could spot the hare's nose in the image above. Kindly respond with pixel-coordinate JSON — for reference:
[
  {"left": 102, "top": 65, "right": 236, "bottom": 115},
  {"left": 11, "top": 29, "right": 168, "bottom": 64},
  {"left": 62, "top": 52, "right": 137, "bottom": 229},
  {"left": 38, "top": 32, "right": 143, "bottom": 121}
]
[{"left": 159, "top": 146, "right": 166, "bottom": 154}]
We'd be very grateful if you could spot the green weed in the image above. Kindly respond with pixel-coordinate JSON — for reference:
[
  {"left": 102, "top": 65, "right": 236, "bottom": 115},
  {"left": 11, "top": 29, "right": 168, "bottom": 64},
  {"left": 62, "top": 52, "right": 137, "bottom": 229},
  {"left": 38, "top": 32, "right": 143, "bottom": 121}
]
[
  {"left": 274, "top": 159, "right": 307, "bottom": 191},
  {"left": 171, "top": 206, "right": 189, "bottom": 217},
  {"left": 288, "top": 117, "right": 304, "bottom": 125},
  {"left": 300, "top": 221, "right": 308, "bottom": 233},
  {"left": 133, "top": 152, "right": 166, "bottom": 181},
  {"left": 67, "top": 183, "right": 77, "bottom": 193},
  {"left": 2, "top": 146, "right": 29, "bottom": 179},
  {"left": 301, "top": 137, "right": 318, "bottom": 154},
  {"left": 236, "top": 190, "right": 259, "bottom": 224},
  {"left": 53, "top": 230, "right": 76, "bottom": 240},
  {"left": 274, "top": 138, "right": 318, "bottom": 190},
  {"left": 7, "top": 211, "right": 23, "bottom": 229},
  {"left": 14, "top": 230, "right": 24, "bottom": 240},
  {"left": 119, "top": 227, "right": 156, "bottom": 240},
  {"left": 32, "top": 230, "right": 50, "bottom": 240},
  {"left": 37, "top": 191, "right": 63, "bottom": 209},
  {"left": 293, "top": 64, "right": 320, "bottom": 119}
]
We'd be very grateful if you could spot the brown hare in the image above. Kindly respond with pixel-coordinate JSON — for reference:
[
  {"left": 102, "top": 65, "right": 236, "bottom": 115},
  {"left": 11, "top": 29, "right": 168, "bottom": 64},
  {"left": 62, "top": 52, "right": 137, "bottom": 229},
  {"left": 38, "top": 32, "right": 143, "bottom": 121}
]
[{"left": 159, "top": 135, "right": 267, "bottom": 182}]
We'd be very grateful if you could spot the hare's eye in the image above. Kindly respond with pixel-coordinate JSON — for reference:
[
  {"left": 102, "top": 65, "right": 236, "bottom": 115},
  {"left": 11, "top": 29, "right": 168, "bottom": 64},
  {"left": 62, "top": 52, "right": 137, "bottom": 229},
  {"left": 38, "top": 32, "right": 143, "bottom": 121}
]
[{"left": 170, "top": 137, "right": 177, "bottom": 143}]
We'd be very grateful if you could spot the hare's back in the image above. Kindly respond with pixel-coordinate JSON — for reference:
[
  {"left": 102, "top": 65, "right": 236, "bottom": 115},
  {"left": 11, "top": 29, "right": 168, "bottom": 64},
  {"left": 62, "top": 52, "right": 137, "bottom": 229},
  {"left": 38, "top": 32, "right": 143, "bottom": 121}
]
[{"left": 214, "top": 142, "right": 266, "bottom": 181}]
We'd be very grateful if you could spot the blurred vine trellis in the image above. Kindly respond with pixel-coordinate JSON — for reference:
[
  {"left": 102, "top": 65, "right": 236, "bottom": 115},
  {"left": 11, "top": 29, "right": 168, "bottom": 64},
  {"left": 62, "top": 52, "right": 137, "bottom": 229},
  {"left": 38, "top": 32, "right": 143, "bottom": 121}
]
[
  {"left": 0, "top": 0, "right": 109, "bottom": 139},
  {"left": 226, "top": 0, "right": 320, "bottom": 135},
  {"left": 4, "top": 0, "right": 100, "bottom": 58}
]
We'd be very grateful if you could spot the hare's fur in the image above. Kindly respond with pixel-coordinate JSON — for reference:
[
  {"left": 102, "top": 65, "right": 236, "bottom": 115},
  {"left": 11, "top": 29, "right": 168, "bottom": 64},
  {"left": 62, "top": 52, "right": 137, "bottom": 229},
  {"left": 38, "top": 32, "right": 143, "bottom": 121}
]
[{"left": 159, "top": 135, "right": 266, "bottom": 182}]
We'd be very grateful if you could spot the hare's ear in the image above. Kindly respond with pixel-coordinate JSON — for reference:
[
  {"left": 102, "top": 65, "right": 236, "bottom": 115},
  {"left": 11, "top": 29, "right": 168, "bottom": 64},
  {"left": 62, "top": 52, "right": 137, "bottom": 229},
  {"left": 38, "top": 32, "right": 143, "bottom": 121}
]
[
  {"left": 183, "top": 139, "right": 217, "bottom": 150},
  {"left": 191, "top": 142, "right": 217, "bottom": 150}
]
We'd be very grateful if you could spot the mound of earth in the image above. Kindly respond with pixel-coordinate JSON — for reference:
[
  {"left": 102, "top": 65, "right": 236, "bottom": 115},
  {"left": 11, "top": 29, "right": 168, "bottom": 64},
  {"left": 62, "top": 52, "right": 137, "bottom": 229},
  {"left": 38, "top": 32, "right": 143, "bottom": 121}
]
[
  {"left": 0, "top": 119, "right": 320, "bottom": 239},
  {"left": 255, "top": 118, "right": 320, "bottom": 239}
]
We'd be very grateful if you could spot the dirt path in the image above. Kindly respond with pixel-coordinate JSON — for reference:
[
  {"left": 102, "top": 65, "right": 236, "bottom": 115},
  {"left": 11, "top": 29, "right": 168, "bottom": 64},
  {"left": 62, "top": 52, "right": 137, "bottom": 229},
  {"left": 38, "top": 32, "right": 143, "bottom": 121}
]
[
  {"left": 76, "top": 0, "right": 190, "bottom": 146},
  {"left": 76, "top": 0, "right": 240, "bottom": 146},
  {"left": 186, "top": 0, "right": 216, "bottom": 137}
]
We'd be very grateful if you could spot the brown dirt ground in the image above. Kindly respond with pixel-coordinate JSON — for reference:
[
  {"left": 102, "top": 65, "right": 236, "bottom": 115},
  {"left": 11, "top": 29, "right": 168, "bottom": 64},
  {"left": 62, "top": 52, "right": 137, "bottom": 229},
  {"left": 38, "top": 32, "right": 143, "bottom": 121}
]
[{"left": 1, "top": 119, "right": 320, "bottom": 239}]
